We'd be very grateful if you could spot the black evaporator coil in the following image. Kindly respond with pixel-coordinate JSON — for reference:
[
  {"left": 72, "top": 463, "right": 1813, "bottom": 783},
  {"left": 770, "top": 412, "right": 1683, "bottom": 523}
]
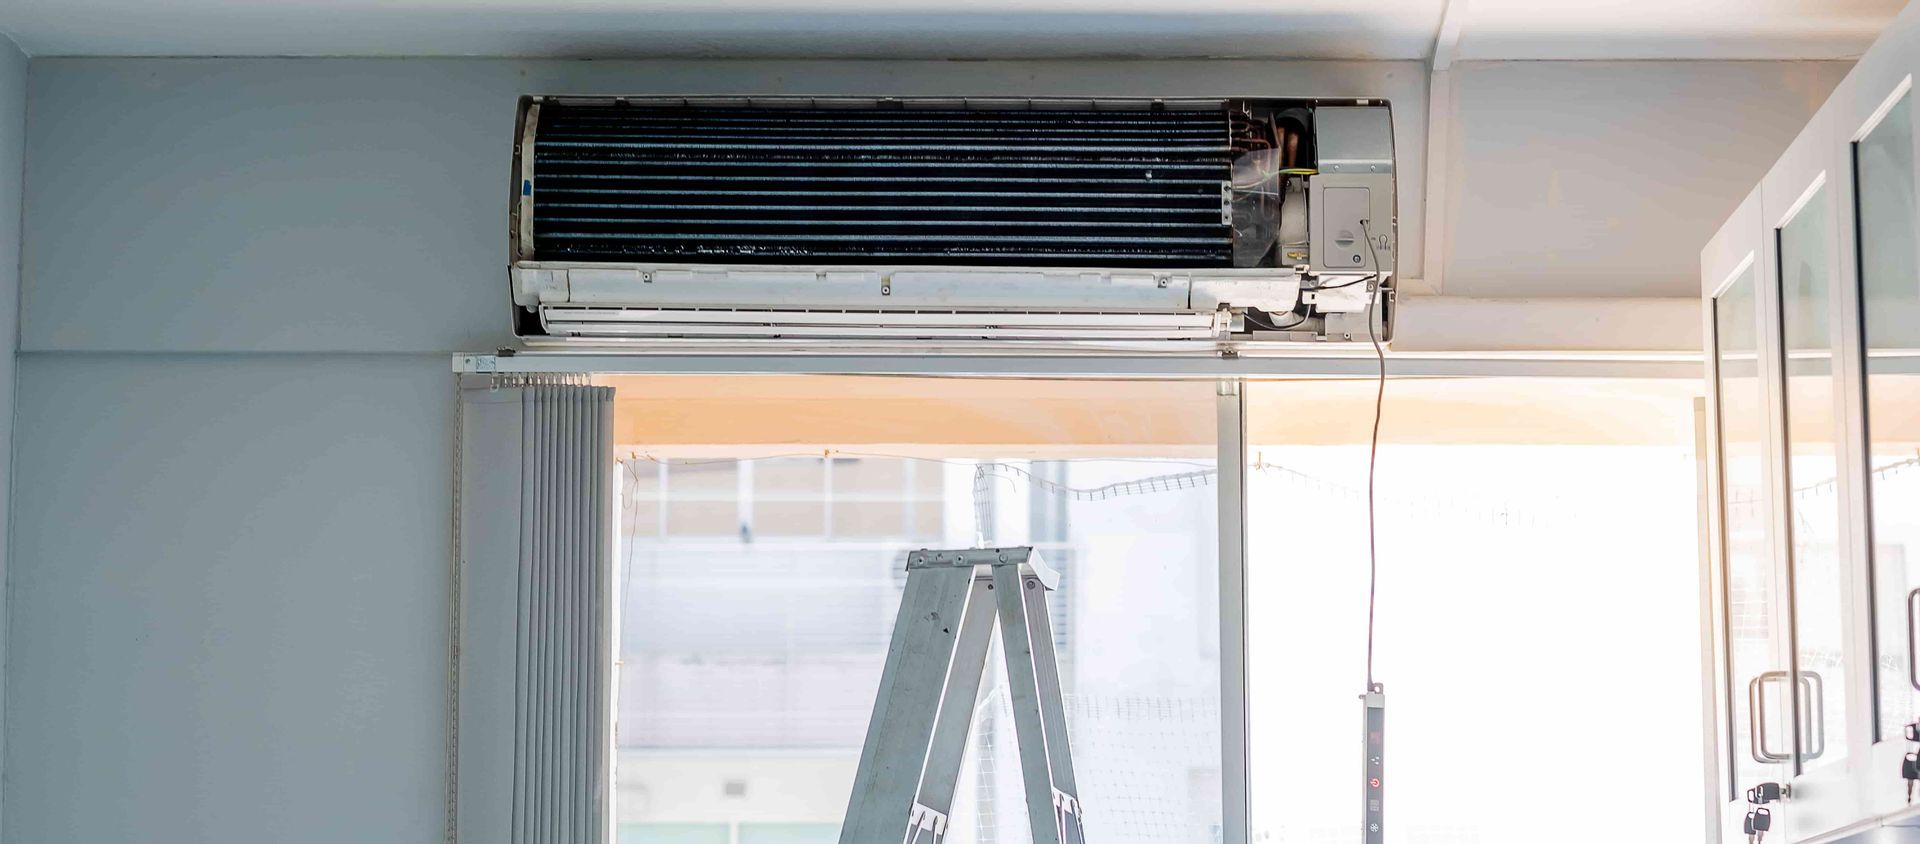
[{"left": 528, "top": 102, "right": 1255, "bottom": 268}]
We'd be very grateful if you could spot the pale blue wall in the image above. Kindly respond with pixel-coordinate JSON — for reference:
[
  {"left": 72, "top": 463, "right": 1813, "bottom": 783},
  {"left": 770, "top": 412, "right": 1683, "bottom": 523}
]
[
  {"left": 1442, "top": 60, "right": 1853, "bottom": 297},
  {"left": 7, "top": 354, "right": 451, "bottom": 844}
]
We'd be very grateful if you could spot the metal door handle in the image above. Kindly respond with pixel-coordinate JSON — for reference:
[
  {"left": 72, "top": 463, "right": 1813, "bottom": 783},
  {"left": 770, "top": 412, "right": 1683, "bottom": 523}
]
[
  {"left": 1749, "top": 671, "right": 1794, "bottom": 763},
  {"left": 1800, "top": 670, "right": 1825, "bottom": 761}
]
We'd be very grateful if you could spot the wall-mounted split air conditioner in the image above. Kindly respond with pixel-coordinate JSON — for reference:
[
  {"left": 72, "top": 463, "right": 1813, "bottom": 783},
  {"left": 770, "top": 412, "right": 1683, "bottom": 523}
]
[{"left": 508, "top": 95, "right": 1396, "bottom": 351}]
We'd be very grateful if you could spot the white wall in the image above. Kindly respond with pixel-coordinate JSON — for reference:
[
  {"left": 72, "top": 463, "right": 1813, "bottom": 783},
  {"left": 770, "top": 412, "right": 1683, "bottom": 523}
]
[{"left": 0, "top": 55, "right": 1861, "bottom": 844}]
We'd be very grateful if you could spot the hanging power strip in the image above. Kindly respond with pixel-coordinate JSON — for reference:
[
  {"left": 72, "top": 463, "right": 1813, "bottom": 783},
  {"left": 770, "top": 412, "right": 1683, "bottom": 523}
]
[{"left": 1362, "top": 684, "right": 1386, "bottom": 844}]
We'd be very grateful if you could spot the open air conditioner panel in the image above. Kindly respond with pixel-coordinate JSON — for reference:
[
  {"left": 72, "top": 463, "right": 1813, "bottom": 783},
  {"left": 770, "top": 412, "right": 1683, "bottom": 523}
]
[{"left": 509, "top": 96, "right": 1395, "bottom": 349}]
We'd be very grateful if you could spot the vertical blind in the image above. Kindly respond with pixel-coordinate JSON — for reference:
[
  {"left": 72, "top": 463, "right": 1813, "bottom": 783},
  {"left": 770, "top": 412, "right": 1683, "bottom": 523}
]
[{"left": 455, "top": 380, "right": 613, "bottom": 844}]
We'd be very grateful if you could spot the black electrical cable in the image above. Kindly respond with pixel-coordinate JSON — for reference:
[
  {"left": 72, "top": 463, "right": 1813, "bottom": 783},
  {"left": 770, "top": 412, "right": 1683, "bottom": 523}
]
[
  {"left": 1243, "top": 309, "right": 1309, "bottom": 332},
  {"left": 1359, "top": 218, "right": 1387, "bottom": 690},
  {"left": 1311, "top": 274, "right": 1375, "bottom": 292}
]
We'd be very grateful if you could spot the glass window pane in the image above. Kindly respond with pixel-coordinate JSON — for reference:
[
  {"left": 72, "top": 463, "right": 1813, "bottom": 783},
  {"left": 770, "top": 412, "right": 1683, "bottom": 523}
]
[
  {"left": 1858, "top": 93, "right": 1920, "bottom": 742},
  {"left": 1717, "top": 265, "right": 1780, "bottom": 790},
  {"left": 914, "top": 460, "right": 947, "bottom": 496},
  {"left": 830, "top": 457, "right": 905, "bottom": 493},
  {"left": 753, "top": 458, "right": 827, "bottom": 538},
  {"left": 614, "top": 377, "right": 1221, "bottom": 843},
  {"left": 665, "top": 461, "right": 740, "bottom": 537},
  {"left": 829, "top": 458, "right": 908, "bottom": 537},
  {"left": 619, "top": 823, "right": 730, "bottom": 844},
  {"left": 1778, "top": 187, "right": 1847, "bottom": 768},
  {"left": 912, "top": 500, "right": 945, "bottom": 539},
  {"left": 739, "top": 823, "right": 840, "bottom": 844},
  {"left": 1245, "top": 378, "right": 1705, "bottom": 841},
  {"left": 830, "top": 502, "right": 906, "bottom": 537},
  {"left": 625, "top": 461, "right": 662, "bottom": 538}
]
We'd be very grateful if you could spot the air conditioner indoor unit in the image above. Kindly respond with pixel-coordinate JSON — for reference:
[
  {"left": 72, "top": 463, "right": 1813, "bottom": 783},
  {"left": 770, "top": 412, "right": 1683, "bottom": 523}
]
[{"left": 508, "top": 95, "right": 1396, "bottom": 352}]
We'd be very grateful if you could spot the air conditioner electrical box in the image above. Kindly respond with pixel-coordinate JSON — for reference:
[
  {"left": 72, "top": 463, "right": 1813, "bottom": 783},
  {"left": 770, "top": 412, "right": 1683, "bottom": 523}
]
[{"left": 508, "top": 95, "right": 1396, "bottom": 351}]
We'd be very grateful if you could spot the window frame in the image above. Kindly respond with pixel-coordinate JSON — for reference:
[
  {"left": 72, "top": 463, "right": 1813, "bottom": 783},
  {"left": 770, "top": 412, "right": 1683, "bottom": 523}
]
[{"left": 469, "top": 353, "right": 1707, "bottom": 844}]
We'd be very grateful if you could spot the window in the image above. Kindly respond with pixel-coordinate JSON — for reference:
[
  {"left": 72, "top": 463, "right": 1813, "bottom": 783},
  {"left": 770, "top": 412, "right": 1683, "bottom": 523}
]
[
  {"left": 611, "top": 376, "right": 1223, "bottom": 843},
  {"left": 1245, "top": 377, "right": 1706, "bottom": 841},
  {"left": 601, "top": 372, "right": 1707, "bottom": 843}
]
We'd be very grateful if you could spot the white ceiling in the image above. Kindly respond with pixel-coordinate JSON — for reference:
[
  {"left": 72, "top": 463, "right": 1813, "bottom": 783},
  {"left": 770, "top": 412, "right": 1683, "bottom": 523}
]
[
  {"left": 0, "top": 0, "right": 1904, "bottom": 60},
  {"left": 1460, "top": 0, "right": 1901, "bottom": 60}
]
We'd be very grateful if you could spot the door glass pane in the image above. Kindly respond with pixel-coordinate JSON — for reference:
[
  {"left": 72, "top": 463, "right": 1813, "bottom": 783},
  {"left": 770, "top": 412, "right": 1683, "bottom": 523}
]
[
  {"left": 1717, "top": 266, "right": 1781, "bottom": 789},
  {"left": 1779, "top": 187, "right": 1846, "bottom": 770},
  {"left": 1858, "top": 93, "right": 1920, "bottom": 741}
]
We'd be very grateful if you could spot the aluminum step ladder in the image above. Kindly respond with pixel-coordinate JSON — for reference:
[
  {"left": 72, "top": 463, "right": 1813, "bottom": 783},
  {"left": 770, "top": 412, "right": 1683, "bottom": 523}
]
[{"left": 838, "top": 546, "right": 1086, "bottom": 844}]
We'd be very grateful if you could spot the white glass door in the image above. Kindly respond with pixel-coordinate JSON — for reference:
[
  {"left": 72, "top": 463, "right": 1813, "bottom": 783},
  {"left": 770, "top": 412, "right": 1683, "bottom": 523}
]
[
  {"left": 1843, "top": 70, "right": 1920, "bottom": 820},
  {"left": 1704, "top": 189, "right": 1794, "bottom": 839},
  {"left": 1762, "top": 102, "right": 1867, "bottom": 836}
]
